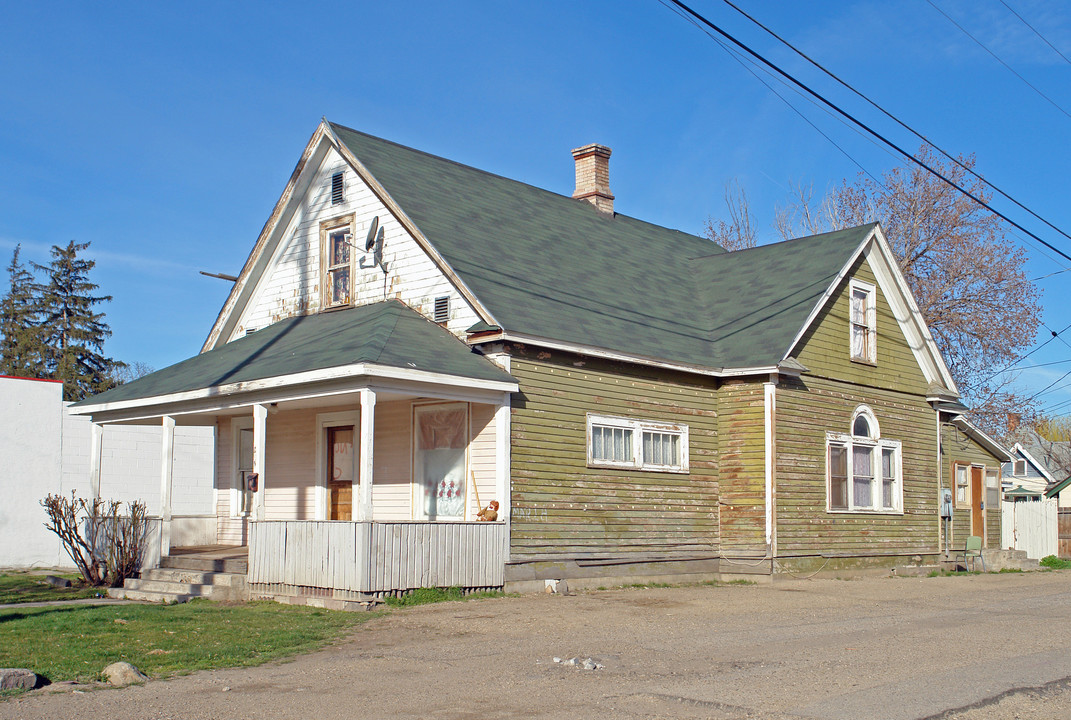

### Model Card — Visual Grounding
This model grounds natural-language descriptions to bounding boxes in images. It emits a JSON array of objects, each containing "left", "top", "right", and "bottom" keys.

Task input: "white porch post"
[
  {"left": 358, "top": 389, "right": 375, "bottom": 522},
  {"left": 159, "top": 415, "right": 175, "bottom": 557},
  {"left": 89, "top": 421, "right": 104, "bottom": 501},
  {"left": 252, "top": 403, "right": 268, "bottom": 522}
]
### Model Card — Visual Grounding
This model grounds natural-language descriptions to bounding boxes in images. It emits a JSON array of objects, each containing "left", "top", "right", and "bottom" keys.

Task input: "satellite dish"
[
  {"left": 373, "top": 227, "right": 387, "bottom": 272},
  {"left": 364, "top": 216, "right": 380, "bottom": 251}
]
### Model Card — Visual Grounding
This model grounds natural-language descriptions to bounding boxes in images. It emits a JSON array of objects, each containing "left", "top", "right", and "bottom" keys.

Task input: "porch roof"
[{"left": 72, "top": 300, "right": 516, "bottom": 412}]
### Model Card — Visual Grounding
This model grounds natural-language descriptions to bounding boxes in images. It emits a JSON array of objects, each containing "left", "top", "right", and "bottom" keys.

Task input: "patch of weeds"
[
  {"left": 1040, "top": 555, "right": 1071, "bottom": 570},
  {"left": 622, "top": 582, "right": 674, "bottom": 590},
  {"left": 383, "top": 587, "right": 504, "bottom": 607},
  {"left": 998, "top": 567, "right": 1024, "bottom": 573},
  {"left": 724, "top": 578, "right": 756, "bottom": 585}
]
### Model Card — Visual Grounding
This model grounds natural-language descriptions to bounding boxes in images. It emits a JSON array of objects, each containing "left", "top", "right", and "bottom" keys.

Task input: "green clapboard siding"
[
  {"left": 717, "top": 380, "right": 768, "bottom": 554},
  {"left": 774, "top": 375, "right": 939, "bottom": 556},
  {"left": 793, "top": 256, "right": 929, "bottom": 395},
  {"left": 508, "top": 350, "right": 719, "bottom": 561},
  {"left": 940, "top": 422, "right": 1003, "bottom": 549}
]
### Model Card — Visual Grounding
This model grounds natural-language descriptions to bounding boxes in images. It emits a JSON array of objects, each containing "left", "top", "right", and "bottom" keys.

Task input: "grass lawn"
[
  {"left": 0, "top": 600, "right": 375, "bottom": 685},
  {"left": 0, "top": 572, "right": 102, "bottom": 605}
]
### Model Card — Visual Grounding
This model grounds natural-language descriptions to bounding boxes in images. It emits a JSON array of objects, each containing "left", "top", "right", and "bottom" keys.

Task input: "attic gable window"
[
  {"left": 320, "top": 215, "right": 355, "bottom": 309},
  {"left": 433, "top": 296, "right": 450, "bottom": 324},
  {"left": 1013, "top": 459, "right": 1027, "bottom": 476},
  {"left": 849, "top": 279, "right": 876, "bottom": 363},
  {"left": 331, "top": 172, "right": 344, "bottom": 205}
]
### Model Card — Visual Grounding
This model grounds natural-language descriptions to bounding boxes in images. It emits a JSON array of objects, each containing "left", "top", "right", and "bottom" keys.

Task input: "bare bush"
[{"left": 42, "top": 491, "right": 149, "bottom": 587}]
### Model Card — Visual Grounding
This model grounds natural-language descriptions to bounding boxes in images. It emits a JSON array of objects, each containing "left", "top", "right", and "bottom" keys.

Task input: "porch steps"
[{"left": 109, "top": 556, "right": 249, "bottom": 604}]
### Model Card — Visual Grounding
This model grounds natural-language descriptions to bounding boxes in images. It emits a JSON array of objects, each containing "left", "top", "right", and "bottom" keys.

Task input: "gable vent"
[
  {"left": 331, "top": 172, "right": 344, "bottom": 205},
  {"left": 433, "top": 296, "right": 450, "bottom": 324}
]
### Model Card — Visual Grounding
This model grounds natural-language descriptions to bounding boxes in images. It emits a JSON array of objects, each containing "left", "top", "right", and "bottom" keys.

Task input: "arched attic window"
[{"left": 827, "top": 406, "right": 901, "bottom": 514}]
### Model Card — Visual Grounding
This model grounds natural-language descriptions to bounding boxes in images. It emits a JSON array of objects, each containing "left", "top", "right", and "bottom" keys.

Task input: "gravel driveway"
[{"left": 4, "top": 571, "right": 1070, "bottom": 719}]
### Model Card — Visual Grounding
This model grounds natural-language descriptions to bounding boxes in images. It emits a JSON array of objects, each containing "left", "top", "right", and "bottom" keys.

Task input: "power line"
[
  {"left": 997, "top": 0, "right": 1071, "bottom": 67},
  {"left": 927, "top": 0, "right": 1071, "bottom": 121},
  {"left": 663, "top": 0, "right": 1071, "bottom": 265},
  {"left": 718, "top": 0, "right": 1071, "bottom": 245}
]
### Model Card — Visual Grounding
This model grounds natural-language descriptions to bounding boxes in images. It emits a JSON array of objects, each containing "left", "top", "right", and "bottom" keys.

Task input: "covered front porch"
[{"left": 70, "top": 302, "right": 518, "bottom": 599}]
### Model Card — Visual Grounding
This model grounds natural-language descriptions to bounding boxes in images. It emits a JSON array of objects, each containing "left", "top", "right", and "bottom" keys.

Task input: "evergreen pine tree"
[
  {"left": 34, "top": 241, "right": 124, "bottom": 401},
  {"left": 0, "top": 245, "right": 46, "bottom": 377}
]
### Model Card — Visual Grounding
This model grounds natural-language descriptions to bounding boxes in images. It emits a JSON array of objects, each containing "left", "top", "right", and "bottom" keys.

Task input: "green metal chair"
[{"left": 958, "top": 535, "right": 985, "bottom": 572}]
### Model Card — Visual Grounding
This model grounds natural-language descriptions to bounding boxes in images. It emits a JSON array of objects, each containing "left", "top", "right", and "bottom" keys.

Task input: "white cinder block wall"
[{"left": 2, "top": 376, "right": 216, "bottom": 569}]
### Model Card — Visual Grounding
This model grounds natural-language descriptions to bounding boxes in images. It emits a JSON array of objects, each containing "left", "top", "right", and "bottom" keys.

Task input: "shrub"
[
  {"left": 1039, "top": 555, "right": 1071, "bottom": 569},
  {"left": 41, "top": 491, "right": 149, "bottom": 587}
]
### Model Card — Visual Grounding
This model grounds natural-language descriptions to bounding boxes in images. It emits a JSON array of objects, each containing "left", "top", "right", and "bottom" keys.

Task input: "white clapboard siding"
[
  {"left": 1002, "top": 499, "right": 1058, "bottom": 560},
  {"left": 262, "top": 408, "right": 318, "bottom": 521},
  {"left": 469, "top": 403, "right": 498, "bottom": 518},
  {"left": 232, "top": 146, "right": 480, "bottom": 342},
  {"left": 248, "top": 520, "right": 505, "bottom": 592},
  {"left": 372, "top": 399, "right": 413, "bottom": 521}
]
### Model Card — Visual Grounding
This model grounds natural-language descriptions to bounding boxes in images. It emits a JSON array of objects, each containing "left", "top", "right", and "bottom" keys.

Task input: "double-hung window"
[
  {"left": 320, "top": 215, "right": 355, "bottom": 309},
  {"left": 849, "top": 279, "right": 876, "bottom": 363},
  {"left": 827, "top": 407, "right": 901, "bottom": 512},
  {"left": 587, "top": 414, "right": 688, "bottom": 473}
]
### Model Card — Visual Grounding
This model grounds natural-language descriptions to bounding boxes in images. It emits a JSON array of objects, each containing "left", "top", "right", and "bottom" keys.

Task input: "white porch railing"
[{"left": 248, "top": 521, "right": 507, "bottom": 594}]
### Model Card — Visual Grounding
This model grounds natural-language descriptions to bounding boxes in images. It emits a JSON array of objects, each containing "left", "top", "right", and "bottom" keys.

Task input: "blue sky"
[{"left": 1, "top": 1, "right": 1069, "bottom": 416}]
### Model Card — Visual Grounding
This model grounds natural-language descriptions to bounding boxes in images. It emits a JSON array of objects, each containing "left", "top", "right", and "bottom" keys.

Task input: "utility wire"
[
  {"left": 720, "top": 0, "right": 1071, "bottom": 245},
  {"left": 927, "top": 0, "right": 1071, "bottom": 121},
  {"left": 998, "top": 0, "right": 1071, "bottom": 67},
  {"left": 664, "top": 0, "right": 1071, "bottom": 265}
]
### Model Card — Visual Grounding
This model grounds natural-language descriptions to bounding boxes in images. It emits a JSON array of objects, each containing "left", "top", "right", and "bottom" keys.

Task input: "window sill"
[
  {"left": 826, "top": 509, "right": 904, "bottom": 516},
  {"left": 849, "top": 357, "right": 878, "bottom": 367},
  {"left": 587, "top": 461, "right": 689, "bottom": 474}
]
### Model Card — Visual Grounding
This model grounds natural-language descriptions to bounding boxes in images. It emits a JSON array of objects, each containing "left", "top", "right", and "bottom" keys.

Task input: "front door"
[
  {"left": 327, "top": 426, "right": 355, "bottom": 521},
  {"left": 971, "top": 466, "right": 984, "bottom": 540}
]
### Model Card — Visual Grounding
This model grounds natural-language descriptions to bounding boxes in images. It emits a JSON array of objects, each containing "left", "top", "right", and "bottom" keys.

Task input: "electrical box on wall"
[{"left": 940, "top": 488, "right": 953, "bottom": 519}]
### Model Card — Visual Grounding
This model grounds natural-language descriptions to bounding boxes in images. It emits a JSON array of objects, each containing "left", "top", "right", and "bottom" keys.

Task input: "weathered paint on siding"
[
  {"left": 233, "top": 146, "right": 480, "bottom": 341},
  {"left": 940, "top": 422, "right": 1002, "bottom": 549},
  {"left": 717, "top": 380, "right": 767, "bottom": 555},
  {"left": 775, "top": 375, "right": 939, "bottom": 557},
  {"left": 509, "top": 348, "right": 719, "bottom": 561},
  {"left": 793, "top": 256, "right": 929, "bottom": 395}
]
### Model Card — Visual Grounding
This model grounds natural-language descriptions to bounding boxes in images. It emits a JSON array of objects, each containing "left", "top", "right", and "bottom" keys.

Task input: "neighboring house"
[
  {"left": 0, "top": 375, "right": 215, "bottom": 568},
  {"left": 1002, "top": 439, "right": 1070, "bottom": 559},
  {"left": 69, "top": 119, "right": 1007, "bottom": 597}
]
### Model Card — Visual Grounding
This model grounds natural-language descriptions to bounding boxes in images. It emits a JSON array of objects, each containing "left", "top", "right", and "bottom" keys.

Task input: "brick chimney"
[{"left": 571, "top": 143, "right": 614, "bottom": 214}]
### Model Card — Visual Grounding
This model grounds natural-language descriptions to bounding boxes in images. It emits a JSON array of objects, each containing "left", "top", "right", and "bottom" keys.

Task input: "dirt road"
[{"left": 4, "top": 571, "right": 1071, "bottom": 719}]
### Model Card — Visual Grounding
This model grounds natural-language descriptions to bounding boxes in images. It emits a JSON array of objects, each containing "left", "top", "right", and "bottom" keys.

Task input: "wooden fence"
[
  {"left": 1001, "top": 499, "right": 1057, "bottom": 560},
  {"left": 248, "top": 521, "right": 507, "bottom": 594}
]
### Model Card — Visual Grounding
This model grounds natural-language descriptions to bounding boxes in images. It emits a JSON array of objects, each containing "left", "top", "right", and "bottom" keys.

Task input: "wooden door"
[
  {"left": 971, "top": 466, "right": 984, "bottom": 539},
  {"left": 327, "top": 426, "right": 355, "bottom": 521},
  {"left": 1059, "top": 508, "right": 1071, "bottom": 558}
]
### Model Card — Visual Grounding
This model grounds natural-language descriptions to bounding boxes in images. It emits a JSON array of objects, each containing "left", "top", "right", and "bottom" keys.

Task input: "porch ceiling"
[{"left": 71, "top": 301, "right": 516, "bottom": 421}]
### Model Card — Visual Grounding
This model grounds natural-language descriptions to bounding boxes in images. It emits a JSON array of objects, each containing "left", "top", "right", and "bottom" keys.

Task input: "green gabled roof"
[
  {"left": 330, "top": 122, "right": 873, "bottom": 371},
  {"left": 1006, "top": 485, "right": 1042, "bottom": 499},
  {"left": 72, "top": 301, "right": 514, "bottom": 407}
]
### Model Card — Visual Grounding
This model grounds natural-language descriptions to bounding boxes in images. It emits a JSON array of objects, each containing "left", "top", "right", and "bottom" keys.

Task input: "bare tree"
[{"left": 703, "top": 180, "right": 757, "bottom": 251}]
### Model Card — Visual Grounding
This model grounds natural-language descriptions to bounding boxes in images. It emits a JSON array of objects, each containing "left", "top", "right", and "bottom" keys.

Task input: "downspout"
[
  {"left": 935, "top": 408, "right": 944, "bottom": 557},
  {"left": 764, "top": 375, "right": 777, "bottom": 562}
]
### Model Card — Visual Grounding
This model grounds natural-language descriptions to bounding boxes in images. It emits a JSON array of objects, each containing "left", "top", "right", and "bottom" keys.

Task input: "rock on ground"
[
  {"left": 101, "top": 662, "right": 146, "bottom": 687},
  {"left": 0, "top": 669, "right": 37, "bottom": 691}
]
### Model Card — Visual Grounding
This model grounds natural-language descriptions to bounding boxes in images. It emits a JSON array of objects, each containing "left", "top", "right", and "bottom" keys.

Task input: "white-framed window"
[
  {"left": 849, "top": 279, "right": 876, "bottom": 363},
  {"left": 587, "top": 414, "right": 689, "bottom": 473},
  {"left": 955, "top": 463, "right": 970, "bottom": 508},
  {"left": 827, "top": 406, "right": 901, "bottom": 513},
  {"left": 320, "top": 214, "right": 355, "bottom": 309},
  {"left": 413, "top": 402, "right": 469, "bottom": 520},
  {"left": 1013, "top": 459, "right": 1027, "bottom": 476}
]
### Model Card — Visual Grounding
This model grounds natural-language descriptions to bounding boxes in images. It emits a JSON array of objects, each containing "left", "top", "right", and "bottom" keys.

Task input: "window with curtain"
[{"left": 414, "top": 404, "right": 468, "bottom": 520}]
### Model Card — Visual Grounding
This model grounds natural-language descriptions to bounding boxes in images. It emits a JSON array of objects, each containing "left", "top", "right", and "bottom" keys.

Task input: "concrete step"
[
  {"left": 160, "top": 556, "right": 248, "bottom": 574},
  {"left": 107, "top": 587, "right": 192, "bottom": 604},
  {"left": 122, "top": 578, "right": 230, "bottom": 599},
  {"left": 141, "top": 568, "right": 246, "bottom": 587}
]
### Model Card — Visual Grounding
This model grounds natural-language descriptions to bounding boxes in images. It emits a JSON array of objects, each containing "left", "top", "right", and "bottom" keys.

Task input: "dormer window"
[
  {"left": 320, "top": 215, "right": 355, "bottom": 309},
  {"left": 849, "top": 279, "right": 876, "bottom": 363}
]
